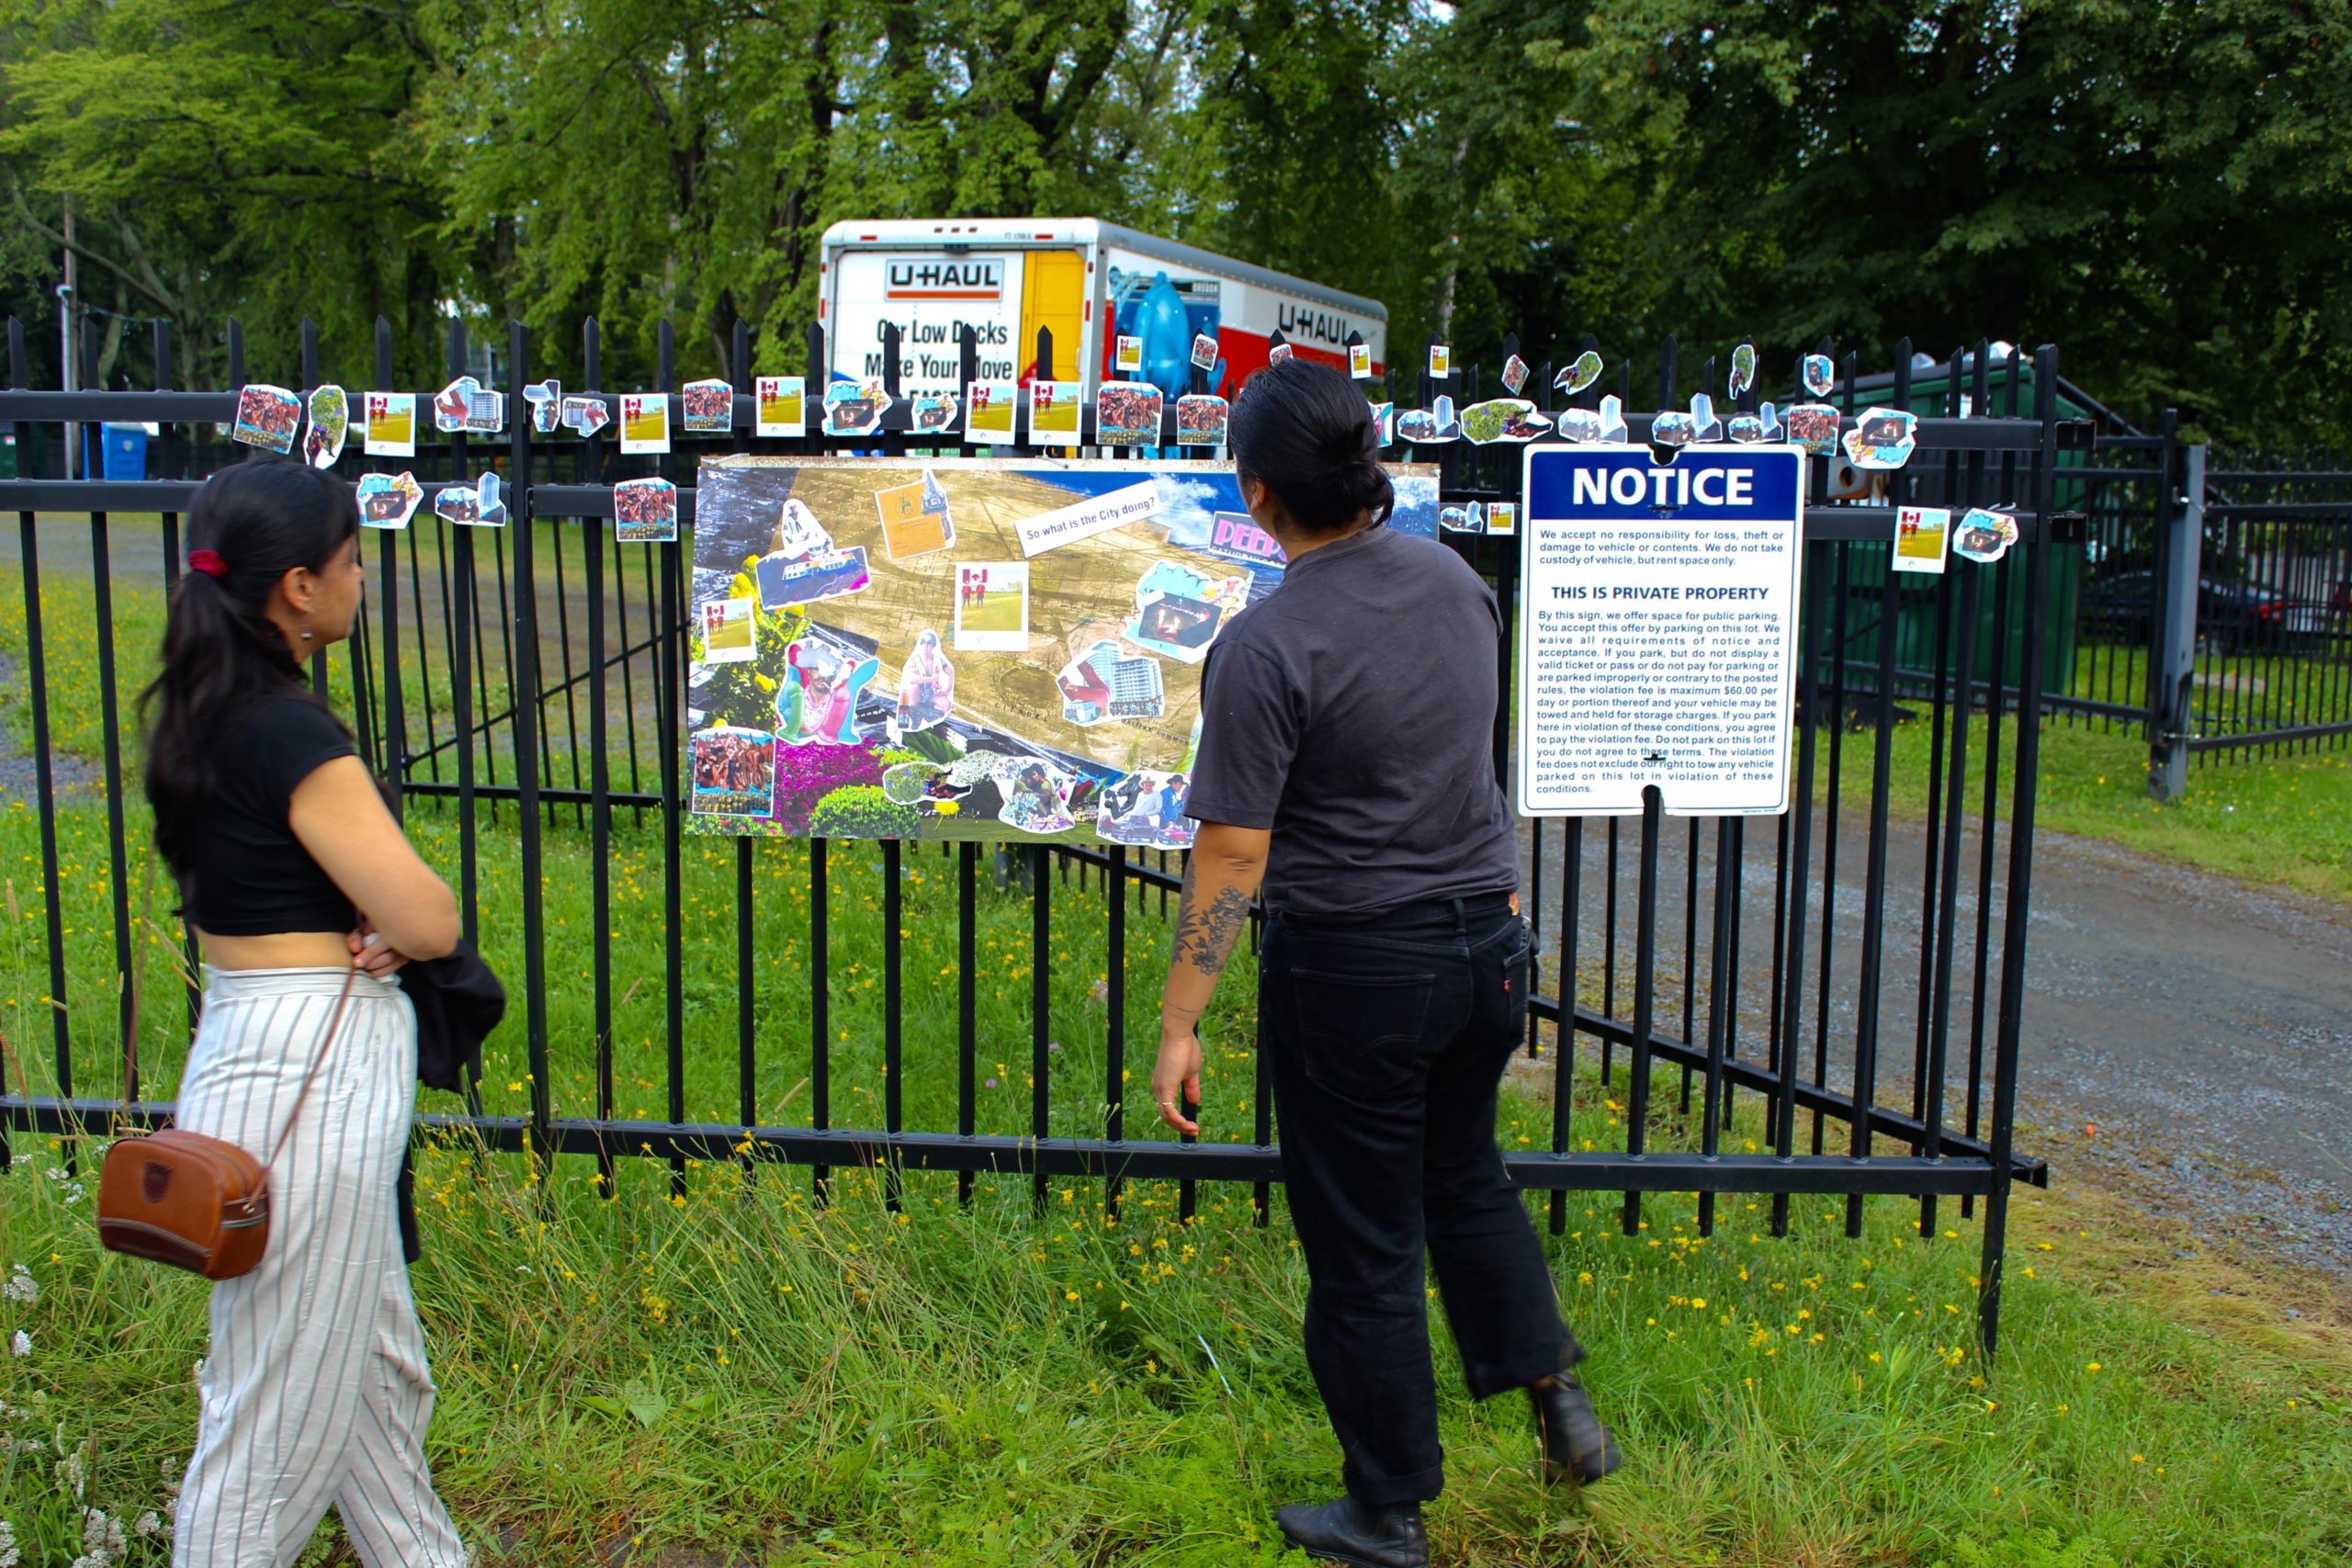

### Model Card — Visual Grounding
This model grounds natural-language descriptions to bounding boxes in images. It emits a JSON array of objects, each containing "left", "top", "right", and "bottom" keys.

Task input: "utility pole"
[{"left": 59, "top": 193, "right": 78, "bottom": 477}]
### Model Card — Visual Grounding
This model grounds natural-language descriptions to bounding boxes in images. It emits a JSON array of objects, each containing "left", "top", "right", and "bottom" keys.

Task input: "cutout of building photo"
[{"left": 1057, "top": 639, "right": 1164, "bottom": 725}]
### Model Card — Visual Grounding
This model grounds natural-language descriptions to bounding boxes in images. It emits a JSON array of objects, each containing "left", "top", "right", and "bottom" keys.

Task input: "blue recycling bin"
[{"left": 92, "top": 423, "right": 149, "bottom": 480}]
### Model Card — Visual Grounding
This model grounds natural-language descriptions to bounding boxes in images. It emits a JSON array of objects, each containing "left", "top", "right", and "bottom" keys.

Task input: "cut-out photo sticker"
[
  {"left": 474, "top": 471, "right": 510, "bottom": 526},
  {"left": 613, "top": 476, "right": 680, "bottom": 543},
  {"left": 775, "top": 639, "right": 878, "bottom": 748},
  {"left": 1176, "top": 393, "right": 1229, "bottom": 446},
  {"left": 700, "top": 597, "right": 758, "bottom": 664},
  {"left": 964, "top": 379, "right": 1019, "bottom": 445},
  {"left": 304, "top": 385, "right": 348, "bottom": 468},
  {"left": 1554, "top": 351, "right": 1604, "bottom": 396},
  {"left": 1728, "top": 414, "right": 1764, "bottom": 443},
  {"left": 1803, "top": 354, "right": 1837, "bottom": 399},
  {"left": 433, "top": 474, "right": 503, "bottom": 526},
  {"left": 821, "top": 378, "right": 891, "bottom": 437},
  {"left": 1428, "top": 344, "right": 1452, "bottom": 378},
  {"left": 895, "top": 627, "right": 956, "bottom": 734},
  {"left": 1057, "top": 637, "right": 1165, "bottom": 727},
  {"left": 1501, "top": 355, "right": 1531, "bottom": 395},
  {"left": 1189, "top": 510, "right": 1286, "bottom": 570},
  {"left": 1951, "top": 506, "right": 2019, "bottom": 564},
  {"left": 1560, "top": 408, "right": 1603, "bottom": 444},
  {"left": 910, "top": 392, "right": 959, "bottom": 435},
  {"left": 1440, "top": 501, "right": 1487, "bottom": 535},
  {"left": 1485, "top": 501, "right": 1517, "bottom": 536},
  {"left": 688, "top": 725, "right": 776, "bottom": 818},
  {"left": 232, "top": 385, "right": 300, "bottom": 453},
  {"left": 682, "top": 378, "right": 735, "bottom": 434},
  {"left": 560, "top": 396, "right": 612, "bottom": 438},
  {"left": 356, "top": 471, "right": 424, "bottom": 530},
  {"left": 992, "top": 754, "right": 1080, "bottom": 836},
  {"left": 954, "top": 562, "right": 1030, "bottom": 652},
  {"left": 1097, "top": 768, "right": 1193, "bottom": 849},
  {"left": 1096, "top": 382, "right": 1164, "bottom": 446},
  {"left": 1396, "top": 394, "right": 1459, "bottom": 444},
  {"left": 433, "top": 376, "right": 505, "bottom": 434},
  {"left": 362, "top": 391, "right": 416, "bottom": 457},
  {"left": 1029, "top": 380, "right": 1083, "bottom": 443},
  {"left": 754, "top": 546, "right": 870, "bottom": 611},
  {"left": 1597, "top": 394, "right": 1628, "bottom": 443},
  {"left": 1191, "top": 333, "right": 1220, "bottom": 371},
  {"left": 1688, "top": 392, "right": 1724, "bottom": 443},
  {"left": 882, "top": 760, "right": 974, "bottom": 818},
  {"left": 1728, "top": 343, "right": 1757, "bottom": 401},
  {"left": 1365, "top": 400, "right": 1396, "bottom": 445},
  {"left": 1348, "top": 342, "right": 1373, "bottom": 379},
  {"left": 619, "top": 392, "right": 672, "bottom": 454},
  {"left": 523, "top": 378, "right": 563, "bottom": 434},
  {"left": 773, "top": 496, "right": 833, "bottom": 561},
  {"left": 1785, "top": 402, "right": 1840, "bottom": 455},
  {"left": 1758, "top": 401, "right": 1783, "bottom": 441},
  {"left": 755, "top": 376, "right": 806, "bottom": 437},
  {"left": 1651, "top": 411, "right": 1695, "bottom": 447},
  {"left": 1114, "top": 335, "right": 1144, "bottom": 375},
  {"left": 1125, "top": 560, "right": 1238, "bottom": 662},
  {"left": 876, "top": 468, "right": 955, "bottom": 560},
  {"left": 1268, "top": 341, "right": 1295, "bottom": 366},
  {"left": 1893, "top": 505, "right": 1951, "bottom": 575},
  {"left": 1843, "top": 407, "right": 1917, "bottom": 469},
  {"left": 1460, "top": 398, "right": 1551, "bottom": 445}
]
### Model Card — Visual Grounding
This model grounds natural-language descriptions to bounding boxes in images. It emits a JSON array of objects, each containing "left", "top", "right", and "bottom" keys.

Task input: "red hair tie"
[{"left": 188, "top": 549, "right": 229, "bottom": 580}]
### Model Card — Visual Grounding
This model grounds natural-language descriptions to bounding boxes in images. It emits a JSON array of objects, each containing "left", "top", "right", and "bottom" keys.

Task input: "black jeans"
[{"left": 1261, "top": 892, "right": 1580, "bottom": 1506}]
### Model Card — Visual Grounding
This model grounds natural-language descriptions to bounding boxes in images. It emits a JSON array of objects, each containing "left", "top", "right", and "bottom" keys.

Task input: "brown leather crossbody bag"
[{"left": 96, "top": 964, "right": 357, "bottom": 1280}]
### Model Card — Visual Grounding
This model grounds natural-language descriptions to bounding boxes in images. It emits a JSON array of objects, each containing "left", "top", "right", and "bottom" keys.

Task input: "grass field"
[{"left": 4, "top": 552, "right": 2351, "bottom": 1562}]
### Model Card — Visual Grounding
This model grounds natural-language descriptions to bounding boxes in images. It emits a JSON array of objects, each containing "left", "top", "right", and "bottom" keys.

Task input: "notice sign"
[{"left": 1516, "top": 444, "right": 1806, "bottom": 817}]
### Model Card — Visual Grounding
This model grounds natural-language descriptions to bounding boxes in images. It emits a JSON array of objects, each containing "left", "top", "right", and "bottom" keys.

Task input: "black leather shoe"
[
  {"left": 1273, "top": 1495, "right": 1430, "bottom": 1568},
  {"left": 1531, "top": 1371, "right": 1623, "bottom": 1484}
]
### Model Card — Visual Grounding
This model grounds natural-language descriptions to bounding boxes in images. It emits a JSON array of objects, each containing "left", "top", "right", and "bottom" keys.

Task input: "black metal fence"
[
  {"left": 2063, "top": 402, "right": 2352, "bottom": 784},
  {"left": 2, "top": 314, "right": 2064, "bottom": 1349}
]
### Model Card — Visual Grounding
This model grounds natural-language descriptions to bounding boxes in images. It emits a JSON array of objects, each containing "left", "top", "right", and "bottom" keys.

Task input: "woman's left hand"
[
  {"left": 1150, "top": 1028, "right": 1203, "bottom": 1135},
  {"left": 347, "top": 917, "right": 412, "bottom": 978}
]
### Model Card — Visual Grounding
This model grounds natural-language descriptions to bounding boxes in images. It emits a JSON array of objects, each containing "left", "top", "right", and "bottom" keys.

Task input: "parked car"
[{"left": 2077, "top": 570, "right": 2326, "bottom": 652}]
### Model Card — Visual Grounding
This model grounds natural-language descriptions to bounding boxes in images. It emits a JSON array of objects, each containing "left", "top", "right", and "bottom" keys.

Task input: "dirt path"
[{"left": 1514, "top": 807, "right": 2352, "bottom": 1274}]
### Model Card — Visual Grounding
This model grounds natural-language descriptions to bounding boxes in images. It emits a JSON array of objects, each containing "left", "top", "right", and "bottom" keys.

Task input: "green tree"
[{"left": 2, "top": 0, "right": 469, "bottom": 389}]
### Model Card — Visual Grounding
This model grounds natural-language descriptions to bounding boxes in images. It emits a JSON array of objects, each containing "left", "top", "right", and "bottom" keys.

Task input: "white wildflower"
[
  {"left": 69, "top": 1506, "right": 127, "bottom": 1567},
  {"left": 134, "top": 1512, "right": 163, "bottom": 1537},
  {"left": 3, "top": 1265, "right": 33, "bottom": 1304},
  {"left": 57, "top": 1449, "right": 85, "bottom": 1498},
  {"left": 0, "top": 1517, "right": 18, "bottom": 1568},
  {"left": 8, "top": 1331, "right": 27, "bottom": 1358}
]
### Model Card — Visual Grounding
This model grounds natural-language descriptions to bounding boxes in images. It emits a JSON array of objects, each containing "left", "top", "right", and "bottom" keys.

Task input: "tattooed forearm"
[
  {"left": 1170, "top": 858, "right": 1253, "bottom": 981},
  {"left": 1159, "top": 825, "right": 1270, "bottom": 1038}
]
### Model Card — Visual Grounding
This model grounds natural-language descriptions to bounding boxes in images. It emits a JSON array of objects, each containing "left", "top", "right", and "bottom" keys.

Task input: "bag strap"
[{"left": 261, "top": 963, "right": 360, "bottom": 1179}]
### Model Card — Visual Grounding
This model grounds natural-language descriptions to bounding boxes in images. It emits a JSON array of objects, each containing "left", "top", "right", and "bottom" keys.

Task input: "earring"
[{"left": 300, "top": 621, "right": 313, "bottom": 643}]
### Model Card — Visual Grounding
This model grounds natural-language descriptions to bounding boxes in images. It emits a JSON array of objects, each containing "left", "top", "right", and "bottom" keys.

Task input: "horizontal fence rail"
[{"left": 2, "top": 315, "right": 2064, "bottom": 1348}]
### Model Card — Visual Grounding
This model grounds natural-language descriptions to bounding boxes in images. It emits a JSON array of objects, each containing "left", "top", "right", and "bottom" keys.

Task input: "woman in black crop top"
[{"left": 140, "top": 462, "right": 468, "bottom": 1566}]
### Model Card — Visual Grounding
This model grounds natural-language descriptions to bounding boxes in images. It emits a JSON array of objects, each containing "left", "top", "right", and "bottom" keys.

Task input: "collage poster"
[{"left": 686, "top": 457, "right": 1442, "bottom": 846}]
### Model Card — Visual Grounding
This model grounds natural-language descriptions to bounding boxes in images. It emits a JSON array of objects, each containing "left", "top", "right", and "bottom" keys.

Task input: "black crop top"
[{"left": 181, "top": 693, "right": 360, "bottom": 936}]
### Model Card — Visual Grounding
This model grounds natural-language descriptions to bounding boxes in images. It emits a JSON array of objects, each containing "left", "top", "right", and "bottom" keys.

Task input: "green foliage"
[
  {"left": 1936, "top": 1528, "right": 2123, "bottom": 1568},
  {"left": 805, "top": 782, "right": 921, "bottom": 840},
  {"left": 4, "top": 1, "right": 2347, "bottom": 436}
]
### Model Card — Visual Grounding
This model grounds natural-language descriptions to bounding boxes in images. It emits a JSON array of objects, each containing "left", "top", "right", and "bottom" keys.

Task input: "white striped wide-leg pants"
[{"left": 171, "top": 965, "right": 467, "bottom": 1567}]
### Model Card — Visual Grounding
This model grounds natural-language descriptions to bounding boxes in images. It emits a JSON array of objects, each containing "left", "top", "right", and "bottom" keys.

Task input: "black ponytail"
[
  {"left": 1227, "top": 356, "right": 1394, "bottom": 534},
  {"left": 139, "top": 462, "right": 358, "bottom": 876}
]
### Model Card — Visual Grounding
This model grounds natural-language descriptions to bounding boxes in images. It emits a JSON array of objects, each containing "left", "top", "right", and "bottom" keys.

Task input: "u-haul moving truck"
[{"left": 819, "top": 218, "right": 1387, "bottom": 401}]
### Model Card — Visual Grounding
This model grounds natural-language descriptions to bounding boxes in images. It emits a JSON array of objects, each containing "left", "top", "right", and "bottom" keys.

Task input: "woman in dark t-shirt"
[
  {"left": 1152, "top": 359, "right": 1621, "bottom": 1568},
  {"left": 140, "top": 462, "right": 467, "bottom": 1565}
]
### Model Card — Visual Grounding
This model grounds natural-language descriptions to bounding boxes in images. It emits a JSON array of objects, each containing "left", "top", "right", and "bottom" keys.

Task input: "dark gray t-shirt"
[{"left": 1185, "top": 524, "right": 1519, "bottom": 917}]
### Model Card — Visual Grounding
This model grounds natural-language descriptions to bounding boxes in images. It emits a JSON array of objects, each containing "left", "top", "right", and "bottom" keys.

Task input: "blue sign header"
[{"left": 1526, "top": 446, "right": 1802, "bottom": 524}]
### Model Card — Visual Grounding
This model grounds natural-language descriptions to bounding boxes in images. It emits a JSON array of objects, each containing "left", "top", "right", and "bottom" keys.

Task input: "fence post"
[{"left": 2148, "top": 439, "right": 2204, "bottom": 803}]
